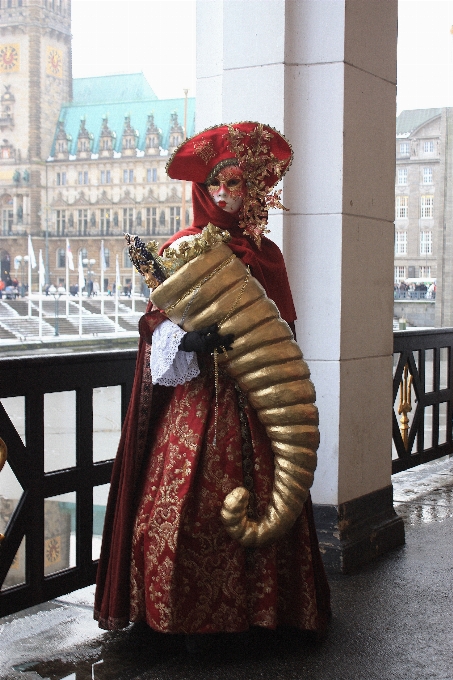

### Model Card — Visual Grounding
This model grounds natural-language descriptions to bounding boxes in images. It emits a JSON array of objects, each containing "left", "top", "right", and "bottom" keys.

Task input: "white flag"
[
  {"left": 28, "top": 235, "right": 37, "bottom": 269},
  {"left": 66, "top": 239, "right": 74, "bottom": 270},
  {"left": 78, "top": 251, "right": 85, "bottom": 291},
  {"left": 100, "top": 240, "right": 107, "bottom": 270},
  {"left": 38, "top": 250, "right": 46, "bottom": 288}
]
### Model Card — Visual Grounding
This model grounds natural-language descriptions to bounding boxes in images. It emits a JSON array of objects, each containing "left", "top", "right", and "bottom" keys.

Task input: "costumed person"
[{"left": 94, "top": 122, "right": 331, "bottom": 645}]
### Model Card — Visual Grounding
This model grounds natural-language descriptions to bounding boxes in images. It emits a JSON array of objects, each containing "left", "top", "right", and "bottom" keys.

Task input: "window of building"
[
  {"left": 56, "top": 209, "right": 66, "bottom": 236},
  {"left": 123, "top": 207, "right": 134, "bottom": 230},
  {"left": 423, "top": 140, "right": 434, "bottom": 153},
  {"left": 420, "top": 230, "right": 433, "bottom": 255},
  {"left": 420, "top": 195, "right": 434, "bottom": 218},
  {"left": 124, "top": 248, "right": 133, "bottom": 268},
  {"left": 396, "top": 195, "right": 408, "bottom": 219},
  {"left": 399, "top": 142, "right": 410, "bottom": 155},
  {"left": 79, "top": 248, "right": 88, "bottom": 262},
  {"left": 103, "top": 247, "right": 110, "bottom": 268},
  {"left": 146, "top": 207, "right": 157, "bottom": 234},
  {"left": 78, "top": 209, "right": 88, "bottom": 235},
  {"left": 57, "top": 248, "right": 65, "bottom": 268},
  {"left": 170, "top": 206, "right": 181, "bottom": 232},
  {"left": 123, "top": 169, "right": 134, "bottom": 183},
  {"left": 147, "top": 168, "right": 158, "bottom": 182},
  {"left": 103, "top": 138, "right": 110, "bottom": 150},
  {"left": 423, "top": 167, "right": 433, "bottom": 184},
  {"left": 1, "top": 147, "right": 11, "bottom": 159},
  {"left": 2, "top": 208, "right": 13, "bottom": 235},
  {"left": 78, "top": 171, "right": 89, "bottom": 185},
  {"left": 56, "top": 172, "right": 67, "bottom": 186},
  {"left": 394, "top": 266, "right": 406, "bottom": 282},
  {"left": 419, "top": 265, "right": 431, "bottom": 278},
  {"left": 100, "top": 170, "right": 111, "bottom": 184},
  {"left": 100, "top": 208, "right": 111, "bottom": 235},
  {"left": 395, "top": 231, "right": 407, "bottom": 255},
  {"left": 397, "top": 168, "right": 407, "bottom": 185}
]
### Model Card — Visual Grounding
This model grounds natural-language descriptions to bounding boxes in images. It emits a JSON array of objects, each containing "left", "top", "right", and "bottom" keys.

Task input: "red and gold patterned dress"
[{"left": 94, "top": 185, "right": 330, "bottom": 635}]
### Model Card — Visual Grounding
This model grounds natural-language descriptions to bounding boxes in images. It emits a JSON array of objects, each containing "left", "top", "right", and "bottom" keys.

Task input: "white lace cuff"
[{"left": 150, "top": 319, "right": 200, "bottom": 386}]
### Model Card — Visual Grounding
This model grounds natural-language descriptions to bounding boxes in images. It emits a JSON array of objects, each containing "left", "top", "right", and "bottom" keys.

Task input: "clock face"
[
  {"left": 0, "top": 44, "right": 19, "bottom": 72},
  {"left": 46, "top": 47, "right": 63, "bottom": 77}
]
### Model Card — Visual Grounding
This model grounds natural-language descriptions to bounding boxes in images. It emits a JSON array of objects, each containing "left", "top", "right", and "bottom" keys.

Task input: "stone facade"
[
  {"left": 0, "top": 0, "right": 193, "bottom": 293},
  {"left": 395, "top": 109, "right": 441, "bottom": 283}
]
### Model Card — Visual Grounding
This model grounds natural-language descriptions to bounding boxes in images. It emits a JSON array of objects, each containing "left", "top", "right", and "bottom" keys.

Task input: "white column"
[{"left": 196, "top": 0, "right": 403, "bottom": 571}]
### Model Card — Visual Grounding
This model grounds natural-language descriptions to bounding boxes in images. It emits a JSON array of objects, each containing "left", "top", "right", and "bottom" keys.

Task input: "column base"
[{"left": 313, "top": 485, "right": 405, "bottom": 573}]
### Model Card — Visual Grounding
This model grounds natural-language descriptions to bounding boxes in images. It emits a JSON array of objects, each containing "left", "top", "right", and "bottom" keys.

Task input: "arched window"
[{"left": 79, "top": 248, "right": 88, "bottom": 262}]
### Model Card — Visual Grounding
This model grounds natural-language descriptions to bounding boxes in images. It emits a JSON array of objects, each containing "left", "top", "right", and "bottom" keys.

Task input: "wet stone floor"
[{"left": 1, "top": 456, "right": 453, "bottom": 680}]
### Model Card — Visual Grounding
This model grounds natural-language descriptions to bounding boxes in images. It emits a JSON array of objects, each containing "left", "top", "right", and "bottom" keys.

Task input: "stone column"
[{"left": 197, "top": 0, "right": 404, "bottom": 571}]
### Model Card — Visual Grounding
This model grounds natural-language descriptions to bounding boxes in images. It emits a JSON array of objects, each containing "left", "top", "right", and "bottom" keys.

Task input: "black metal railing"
[
  {"left": 2, "top": 328, "right": 453, "bottom": 616},
  {"left": 393, "top": 328, "right": 453, "bottom": 473},
  {"left": 0, "top": 349, "right": 136, "bottom": 617}
]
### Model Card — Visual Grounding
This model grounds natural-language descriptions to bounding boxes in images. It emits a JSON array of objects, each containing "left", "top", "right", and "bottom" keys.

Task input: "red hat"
[{"left": 166, "top": 121, "right": 293, "bottom": 189}]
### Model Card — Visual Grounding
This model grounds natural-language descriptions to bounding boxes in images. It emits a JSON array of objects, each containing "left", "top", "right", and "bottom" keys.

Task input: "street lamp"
[
  {"left": 14, "top": 255, "right": 29, "bottom": 297},
  {"left": 82, "top": 258, "right": 96, "bottom": 296},
  {"left": 48, "top": 284, "right": 65, "bottom": 336}
]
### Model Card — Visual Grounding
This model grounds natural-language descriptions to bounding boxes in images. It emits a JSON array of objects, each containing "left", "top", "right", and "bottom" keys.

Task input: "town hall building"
[{"left": 0, "top": 0, "right": 195, "bottom": 292}]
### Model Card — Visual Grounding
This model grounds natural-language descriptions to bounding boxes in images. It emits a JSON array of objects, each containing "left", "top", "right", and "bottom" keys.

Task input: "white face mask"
[{"left": 206, "top": 166, "right": 245, "bottom": 213}]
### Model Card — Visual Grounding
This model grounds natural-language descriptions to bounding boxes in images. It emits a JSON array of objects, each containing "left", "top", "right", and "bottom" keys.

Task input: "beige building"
[
  {"left": 394, "top": 108, "right": 441, "bottom": 286},
  {"left": 0, "top": 0, "right": 194, "bottom": 293}
]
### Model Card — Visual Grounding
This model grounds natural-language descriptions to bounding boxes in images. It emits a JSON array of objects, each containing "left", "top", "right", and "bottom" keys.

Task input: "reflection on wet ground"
[
  {"left": 393, "top": 454, "right": 453, "bottom": 526},
  {"left": 1, "top": 455, "right": 452, "bottom": 680}
]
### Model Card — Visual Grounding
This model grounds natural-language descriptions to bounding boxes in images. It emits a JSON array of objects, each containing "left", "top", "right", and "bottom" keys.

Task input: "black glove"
[{"left": 179, "top": 324, "right": 234, "bottom": 354}]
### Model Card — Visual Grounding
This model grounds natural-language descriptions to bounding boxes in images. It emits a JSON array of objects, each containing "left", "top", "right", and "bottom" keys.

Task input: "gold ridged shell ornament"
[{"left": 149, "top": 227, "right": 319, "bottom": 548}]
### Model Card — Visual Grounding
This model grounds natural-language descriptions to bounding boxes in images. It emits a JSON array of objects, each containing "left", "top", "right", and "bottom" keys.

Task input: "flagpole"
[
  {"left": 100, "top": 240, "right": 105, "bottom": 316},
  {"left": 115, "top": 254, "right": 119, "bottom": 335},
  {"left": 38, "top": 250, "right": 44, "bottom": 340},
  {"left": 131, "top": 263, "right": 135, "bottom": 313},
  {"left": 27, "top": 255, "right": 32, "bottom": 318},
  {"left": 27, "top": 235, "right": 36, "bottom": 318},
  {"left": 65, "top": 241, "right": 69, "bottom": 318},
  {"left": 78, "top": 252, "right": 83, "bottom": 337}
]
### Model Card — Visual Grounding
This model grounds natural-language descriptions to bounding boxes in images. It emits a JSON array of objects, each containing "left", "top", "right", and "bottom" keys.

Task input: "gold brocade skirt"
[{"left": 129, "top": 362, "right": 329, "bottom": 635}]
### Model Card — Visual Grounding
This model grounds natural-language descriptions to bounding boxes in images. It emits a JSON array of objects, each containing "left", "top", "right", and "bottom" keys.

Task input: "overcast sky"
[
  {"left": 72, "top": 0, "right": 453, "bottom": 113},
  {"left": 397, "top": 0, "right": 453, "bottom": 113},
  {"left": 71, "top": 0, "right": 196, "bottom": 100}
]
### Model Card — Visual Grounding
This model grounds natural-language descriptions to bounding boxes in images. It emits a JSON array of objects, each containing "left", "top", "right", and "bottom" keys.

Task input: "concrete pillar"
[{"left": 197, "top": 0, "right": 404, "bottom": 571}]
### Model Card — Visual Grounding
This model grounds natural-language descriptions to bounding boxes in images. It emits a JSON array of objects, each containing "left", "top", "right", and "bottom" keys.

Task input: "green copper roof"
[
  {"left": 51, "top": 74, "right": 195, "bottom": 156},
  {"left": 396, "top": 108, "right": 442, "bottom": 137},
  {"left": 72, "top": 73, "right": 158, "bottom": 105}
]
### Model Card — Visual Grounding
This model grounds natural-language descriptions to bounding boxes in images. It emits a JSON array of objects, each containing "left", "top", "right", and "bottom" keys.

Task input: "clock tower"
[{"left": 0, "top": 0, "right": 72, "bottom": 237}]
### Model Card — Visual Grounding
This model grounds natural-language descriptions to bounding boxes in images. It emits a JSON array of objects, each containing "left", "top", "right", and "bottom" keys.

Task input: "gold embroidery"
[
  {"left": 130, "top": 366, "right": 323, "bottom": 633},
  {"left": 193, "top": 138, "right": 216, "bottom": 164}
]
